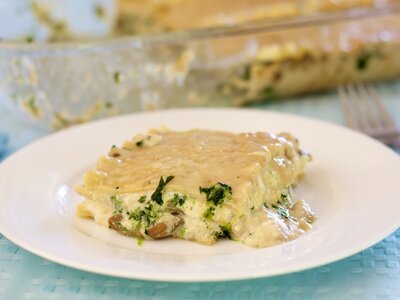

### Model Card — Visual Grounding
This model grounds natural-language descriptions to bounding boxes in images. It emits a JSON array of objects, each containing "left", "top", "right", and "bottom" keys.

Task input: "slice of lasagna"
[{"left": 76, "top": 128, "right": 316, "bottom": 248}]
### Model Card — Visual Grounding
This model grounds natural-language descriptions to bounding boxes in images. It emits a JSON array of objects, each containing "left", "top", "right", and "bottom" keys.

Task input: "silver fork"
[{"left": 338, "top": 82, "right": 400, "bottom": 148}]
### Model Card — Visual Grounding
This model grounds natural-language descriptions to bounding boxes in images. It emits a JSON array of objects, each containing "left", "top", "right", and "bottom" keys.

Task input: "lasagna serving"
[{"left": 76, "top": 128, "right": 316, "bottom": 248}]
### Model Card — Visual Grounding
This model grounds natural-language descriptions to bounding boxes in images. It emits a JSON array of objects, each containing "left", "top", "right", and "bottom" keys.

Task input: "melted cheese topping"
[{"left": 76, "top": 128, "right": 316, "bottom": 248}]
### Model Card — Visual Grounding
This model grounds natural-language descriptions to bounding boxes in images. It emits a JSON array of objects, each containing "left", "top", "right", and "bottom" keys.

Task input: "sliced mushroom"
[
  {"left": 146, "top": 222, "right": 168, "bottom": 239},
  {"left": 108, "top": 214, "right": 142, "bottom": 238},
  {"left": 146, "top": 213, "right": 184, "bottom": 239}
]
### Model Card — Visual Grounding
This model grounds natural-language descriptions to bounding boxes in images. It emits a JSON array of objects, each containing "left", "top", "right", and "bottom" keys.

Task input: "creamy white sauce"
[{"left": 76, "top": 128, "right": 316, "bottom": 248}]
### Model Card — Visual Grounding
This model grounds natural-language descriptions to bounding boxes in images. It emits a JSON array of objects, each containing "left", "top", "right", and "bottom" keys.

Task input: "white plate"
[{"left": 0, "top": 108, "right": 399, "bottom": 282}]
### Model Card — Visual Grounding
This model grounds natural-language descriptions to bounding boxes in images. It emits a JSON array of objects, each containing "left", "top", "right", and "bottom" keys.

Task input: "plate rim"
[{"left": 0, "top": 107, "right": 399, "bottom": 282}]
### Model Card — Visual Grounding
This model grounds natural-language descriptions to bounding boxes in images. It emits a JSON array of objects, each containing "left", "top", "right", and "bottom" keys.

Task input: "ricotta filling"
[{"left": 76, "top": 128, "right": 316, "bottom": 248}]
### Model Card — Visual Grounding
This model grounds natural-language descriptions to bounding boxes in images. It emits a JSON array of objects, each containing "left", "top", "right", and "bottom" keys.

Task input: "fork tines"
[{"left": 338, "top": 82, "right": 400, "bottom": 148}]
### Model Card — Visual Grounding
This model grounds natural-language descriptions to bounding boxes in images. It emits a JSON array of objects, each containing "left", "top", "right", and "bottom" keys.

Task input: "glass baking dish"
[{"left": 1, "top": 2, "right": 400, "bottom": 129}]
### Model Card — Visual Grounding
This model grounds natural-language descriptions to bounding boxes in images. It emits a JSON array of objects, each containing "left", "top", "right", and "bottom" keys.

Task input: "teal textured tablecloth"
[{"left": 0, "top": 82, "right": 399, "bottom": 300}]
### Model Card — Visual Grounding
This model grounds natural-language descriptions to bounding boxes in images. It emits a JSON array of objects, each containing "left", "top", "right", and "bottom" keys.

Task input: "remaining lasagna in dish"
[{"left": 76, "top": 128, "right": 316, "bottom": 248}]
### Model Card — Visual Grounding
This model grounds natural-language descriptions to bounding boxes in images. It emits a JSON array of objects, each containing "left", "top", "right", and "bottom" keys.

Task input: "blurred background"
[
  {"left": 0, "top": 0, "right": 399, "bottom": 130},
  {"left": 1, "top": 2, "right": 400, "bottom": 299}
]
